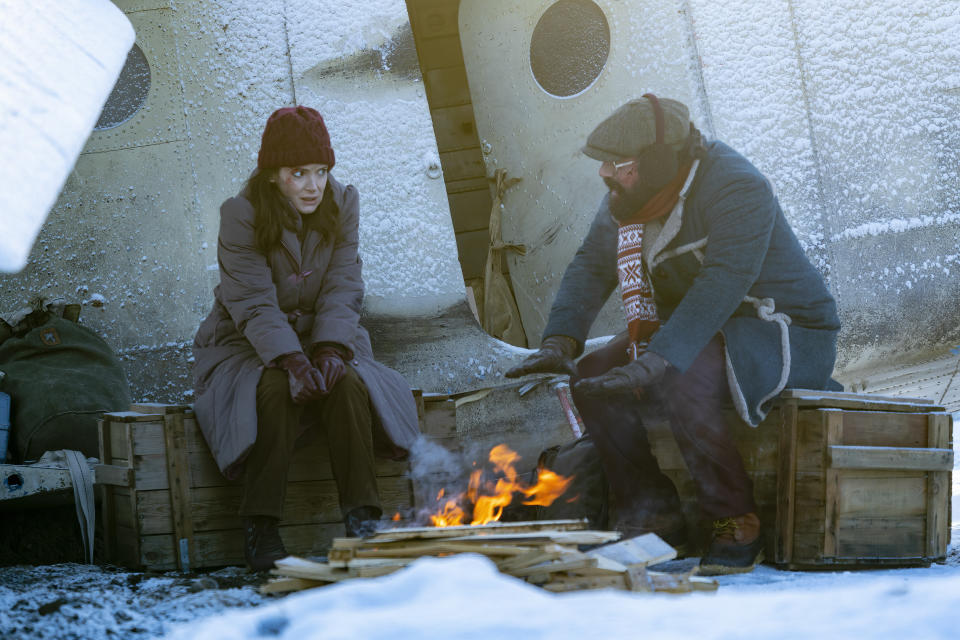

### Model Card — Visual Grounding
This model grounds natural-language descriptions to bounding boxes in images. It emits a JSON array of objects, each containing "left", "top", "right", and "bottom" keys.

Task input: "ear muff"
[{"left": 637, "top": 93, "right": 680, "bottom": 187}]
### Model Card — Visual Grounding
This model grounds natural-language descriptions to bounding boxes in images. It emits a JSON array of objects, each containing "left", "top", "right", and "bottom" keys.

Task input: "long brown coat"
[{"left": 192, "top": 176, "right": 420, "bottom": 475}]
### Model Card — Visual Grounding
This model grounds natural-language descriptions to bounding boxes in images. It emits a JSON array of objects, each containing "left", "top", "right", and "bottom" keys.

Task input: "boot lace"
[{"left": 711, "top": 517, "right": 739, "bottom": 543}]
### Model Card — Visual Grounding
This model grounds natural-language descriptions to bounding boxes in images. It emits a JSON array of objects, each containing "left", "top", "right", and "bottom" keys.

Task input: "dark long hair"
[{"left": 244, "top": 168, "right": 340, "bottom": 255}]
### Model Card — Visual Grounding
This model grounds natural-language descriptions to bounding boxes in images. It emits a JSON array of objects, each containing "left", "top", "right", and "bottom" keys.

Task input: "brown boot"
[{"left": 698, "top": 512, "right": 764, "bottom": 575}]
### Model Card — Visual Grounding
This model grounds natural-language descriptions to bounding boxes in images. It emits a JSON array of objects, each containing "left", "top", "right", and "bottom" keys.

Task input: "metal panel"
[{"left": 85, "top": 8, "right": 186, "bottom": 153}]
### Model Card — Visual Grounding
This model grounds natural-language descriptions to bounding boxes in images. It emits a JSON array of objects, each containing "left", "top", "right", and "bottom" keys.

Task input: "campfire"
[
  {"left": 260, "top": 442, "right": 716, "bottom": 596},
  {"left": 428, "top": 444, "right": 574, "bottom": 527}
]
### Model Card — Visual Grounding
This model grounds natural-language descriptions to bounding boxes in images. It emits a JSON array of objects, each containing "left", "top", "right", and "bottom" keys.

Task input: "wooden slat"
[
  {"left": 828, "top": 445, "right": 954, "bottom": 471},
  {"left": 454, "top": 228, "right": 488, "bottom": 280},
  {"left": 926, "top": 412, "right": 952, "bottom": 558},
  {"left": 775, "top": 399, "right": 799, "bottom": 564},
  {"left": 136, "top": 476, "right": 413, "bottom": 536},
  {"left": 836, "top": 516, "right": 926, "bottom": 558},
  {"left": 822, "top": 409, "right": 843, "bottom": 558},
  {"left": 366, "top": 519, "right": 588, "bottom": 543},
  {"left": 98, "top": 419, "right": 117, "bottom": 562},
  {"left": 838, "top": 411, "right": 929, "bottom": 447},
  {"left": 93, "top": 464, "right": 133, "bottom": 487},
  {"left": 780, "top": 388, "right": 936, "bottom": 406},
  {"left": 123, "top": 422, "right": 141, "bottom": 566},
  {"left": 836, "top": 472, "right": 927, "bottom": 517},
  {"left": 783, "top": 391, "right": 942, "bottom": 413},
  {"left": 163, "top": 412, "right": 195, "bottom": 571},
  {"left": 422, "top": 397, "right": 457, "bottom": 438},
  {"left": 138, "top": 522, "right": 346, "bottom": 571}
]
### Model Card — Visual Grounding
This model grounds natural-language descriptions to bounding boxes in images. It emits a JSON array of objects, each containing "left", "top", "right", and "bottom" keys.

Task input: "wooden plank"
[
  {"left": 835, "top": 516, "right": 926, "bottom": 558},
  {"left": 130, "top": 403, "right": 189, "bottom": 414},
  {"left": 788, "top": 395, "right": 943, "bottom": 413},
  {"left": 355, "top": 541, "right": 533, "bottom": 560},
  {"left": 585, "top": 532, "right": 676, "bottom": 567},
  {"left": 260, "top": 577, "right": 326, "bottom": 595},
  {"left": 780, "top": 388, "right": 936, "bottom": 406},
  {"left": 365, "top": 519, "right": 588, "bottom": 543},
  {"left": 838, "top": 411, "right": 929, "bottom": 447},
  {"left": 496, "top": 544, "right": 579, "bottom": 573},
  {"left": 163, "top": 412, "right": 195, "bottom": 572},
  {"left": 93, "top": 464, "right": 133, "bottom": 487},
  {"left": 102, "top": 410, "right": 168, "bottom": 423},
  {"left": 444, "top": 530, "right": 619, "bottom": 545},
  {"left": 836, "top": 473, "right": 927, "bottom": 517},
  {"left": 828, "top": 445, "right": 954, "bottom": 471},
  {"left": 137, "top": 522, "right": 345, "bottom": 570},
  {"left": 136, "top": 476, "right": 413, "bottom": 536},
  {"left": 510, "top": 555, "right": 597, "bottom": 578},
  {"left": 123, "top": 421, "right": 142, "bottom": 567},
  {"left": 775, "top": 398, "right": 799, "bottom": 564},
  {"left": 542, "top": 574, "right": 627, "bottom": 592},
  {"left": 823, "top": 409, "right": 843, "bottom": 558},
  {"left": 99, "top": 418, "right": 117, "bottom": 563},
  {"left": 422, "top": 397, "right": 457, "bottom": 438},
  {"left": 926, "top": 412, "right": 952, "bottom": 558}
]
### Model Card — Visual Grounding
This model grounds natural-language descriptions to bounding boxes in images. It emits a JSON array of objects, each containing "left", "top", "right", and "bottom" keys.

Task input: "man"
[{"left": 506, "top": 95, "right": 840, "bottom": 575}]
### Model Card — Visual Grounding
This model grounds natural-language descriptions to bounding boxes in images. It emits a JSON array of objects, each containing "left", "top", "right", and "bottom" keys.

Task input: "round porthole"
[
  {"left": 95, "top": 44, "right": 151, "bottom": 130},
  {"left": 530, "top": 0, "right": 610, "bottom": 97}
]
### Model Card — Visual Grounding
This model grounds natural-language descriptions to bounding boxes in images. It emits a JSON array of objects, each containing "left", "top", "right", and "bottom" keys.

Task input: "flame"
[
  {"left": 391, "top": 512, "right": 401, "bottom": 521},
  {"left": 427, "top": 444, "right": 574, "bottom": 527}
]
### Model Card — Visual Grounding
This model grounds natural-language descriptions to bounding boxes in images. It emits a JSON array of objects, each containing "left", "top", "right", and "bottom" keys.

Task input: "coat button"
[{"left": 352, "top": 359, "right": 359, "bottom": 366}]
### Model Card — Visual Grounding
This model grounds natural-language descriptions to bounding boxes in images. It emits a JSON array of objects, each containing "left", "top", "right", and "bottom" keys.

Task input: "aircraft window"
[
  {"left": 530, "top": 0, "right": 610, "bottom": 97},
  {"left": 95, "top": 44, "right": 151, "bottom": 130}
]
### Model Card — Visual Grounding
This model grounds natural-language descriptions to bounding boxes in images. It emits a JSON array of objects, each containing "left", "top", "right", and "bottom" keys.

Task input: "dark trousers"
[
  {"left": 571, "top": 333, "right": 756, "bottom": 525},
  {"left": 239, "top": 365, "right": 381, "bottom": 520}
]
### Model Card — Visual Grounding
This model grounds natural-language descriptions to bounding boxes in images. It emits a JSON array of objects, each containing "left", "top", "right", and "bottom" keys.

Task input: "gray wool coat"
[
  {"left": 544, "top": 141, "right": 841, "bottom": 426},
  {"left": 192, "top": 175, "right": 420, "bottom": 476}
]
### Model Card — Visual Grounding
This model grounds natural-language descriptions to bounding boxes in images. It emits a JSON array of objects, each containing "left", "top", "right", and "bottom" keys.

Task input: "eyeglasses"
[{"left": 613, "top": 159, "right": 635, "bottom": 169}]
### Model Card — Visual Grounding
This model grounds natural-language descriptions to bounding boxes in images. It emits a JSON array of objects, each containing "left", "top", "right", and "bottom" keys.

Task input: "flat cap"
[{"left": 582, "top": 97, "right": 690, "bottom": 162}]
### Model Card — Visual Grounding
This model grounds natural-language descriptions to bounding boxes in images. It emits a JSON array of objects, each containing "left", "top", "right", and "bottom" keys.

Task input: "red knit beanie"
[{"left": 257, "top": 106, "right": 336, "bottom": 170}]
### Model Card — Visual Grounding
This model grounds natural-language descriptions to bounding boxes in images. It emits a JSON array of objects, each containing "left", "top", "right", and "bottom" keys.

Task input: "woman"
[{"left": 192, "top": 106, "right": 420, "bottom": 570}]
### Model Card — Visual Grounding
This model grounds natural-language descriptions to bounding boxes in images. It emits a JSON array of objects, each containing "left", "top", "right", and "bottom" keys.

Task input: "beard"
[{"left": 605, "top": 177, "right": 661, "bottom": 222}]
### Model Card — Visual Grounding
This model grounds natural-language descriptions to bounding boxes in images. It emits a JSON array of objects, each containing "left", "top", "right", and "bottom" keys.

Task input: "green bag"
[{"left": 0, "top": 312, "right": 130, "bottom": 461}]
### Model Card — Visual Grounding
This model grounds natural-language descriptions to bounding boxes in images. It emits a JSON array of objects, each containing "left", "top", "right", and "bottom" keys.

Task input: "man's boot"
[
  {"left": 698, "top": 512, "right": 764, "bottom": 575},
  {"left": 242, "top": 516, "right": 288, "bottom": 571},
  {"left": 344, "top": 505, "right": 382, "bottom": 539}
]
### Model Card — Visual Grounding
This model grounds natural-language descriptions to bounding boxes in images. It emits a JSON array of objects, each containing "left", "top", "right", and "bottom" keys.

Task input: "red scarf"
[{"left": 616, "top": 160, "right": 693, "bottom": 359}]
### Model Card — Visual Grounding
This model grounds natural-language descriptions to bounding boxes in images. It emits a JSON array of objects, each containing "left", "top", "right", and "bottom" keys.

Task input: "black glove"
[
  {"left": 505, "top": 335, "right": 578, "bottom": 378},
  {"left": 573, "top": 350, "right": 668, "bottom": 398},
  {"left": 311, "top": 345, "right": 347, "bottom": 391},
  {"left": 279, "top": 352, "right": 326, "bottom": 404}
]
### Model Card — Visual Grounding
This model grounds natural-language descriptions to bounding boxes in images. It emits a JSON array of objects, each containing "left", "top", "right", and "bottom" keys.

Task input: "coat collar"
[{"left": 646, "top": 158, "right": 701, "bottom": 269}]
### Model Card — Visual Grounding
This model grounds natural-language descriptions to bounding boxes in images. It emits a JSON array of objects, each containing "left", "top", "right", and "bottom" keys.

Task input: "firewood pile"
[{"left": 261, "top": 519, "right": 717, "bottom": 595}]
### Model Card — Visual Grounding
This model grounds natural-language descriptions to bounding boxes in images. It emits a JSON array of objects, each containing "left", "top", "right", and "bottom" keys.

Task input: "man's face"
[{"left": 599, "top": 159, "right": 660, "bottom": 221}]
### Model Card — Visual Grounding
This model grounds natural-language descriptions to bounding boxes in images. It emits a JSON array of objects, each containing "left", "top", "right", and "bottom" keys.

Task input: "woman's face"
[{"left": 273, "top": 164, "right": 329, "bottom": 214}]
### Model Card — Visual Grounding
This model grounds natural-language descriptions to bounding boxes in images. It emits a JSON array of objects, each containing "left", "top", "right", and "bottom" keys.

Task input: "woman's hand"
[
  {"left": 311, "top": 345, "right": 347, "bottom": 391},
  {"left": 278, "top": 352, "right": 326, "bottom": 404}
]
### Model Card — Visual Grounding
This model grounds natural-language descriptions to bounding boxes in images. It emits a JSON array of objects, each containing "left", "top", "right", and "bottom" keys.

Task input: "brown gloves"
[
  {"left": 311, "top": 345, "right": 348, "bottom": 391},
  {"left": 573, "top": 350, "right": 668, "bottom": 398},
  {"left": 278, "top": 352, "right": 326, "bottom": 404},
  {"left": 505, "top": 335, "right": 579, "bottom": 378}
]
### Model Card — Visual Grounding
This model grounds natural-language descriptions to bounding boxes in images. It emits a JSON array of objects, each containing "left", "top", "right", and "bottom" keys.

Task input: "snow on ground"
[{"left": 1, "top": 414, "right": 957, "bottom": 640}]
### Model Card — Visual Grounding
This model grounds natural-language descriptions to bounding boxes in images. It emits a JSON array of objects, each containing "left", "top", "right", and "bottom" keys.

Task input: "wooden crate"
[
  {"left": 97, "top": 396, "right": 456, "bottom": 571},
  {"left": 647, "top": 389, "right": 953, "bottom": 569}
]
